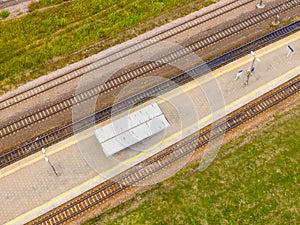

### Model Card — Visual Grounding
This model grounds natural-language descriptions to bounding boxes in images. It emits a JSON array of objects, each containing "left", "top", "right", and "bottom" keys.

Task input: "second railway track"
[
  {"left": 0, "top": 0, "right": 31, "bottom": 9},
  {"left": 0, "top": 0, "right": 253, "bottom": 110},
  {"left": 1, "top": 0, "right": 299, "bottom": 141},
  {"left": 0, "top": 19, "right": 299, "bottom": 168}
]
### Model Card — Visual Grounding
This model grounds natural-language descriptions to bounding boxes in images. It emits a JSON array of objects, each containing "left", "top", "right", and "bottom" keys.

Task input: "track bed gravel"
[{"left": 1, "top": 0, "right": 298, "bottom": 154}]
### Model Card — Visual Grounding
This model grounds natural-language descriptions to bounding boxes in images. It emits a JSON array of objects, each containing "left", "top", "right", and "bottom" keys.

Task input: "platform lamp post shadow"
[
  {"left": 285, "top": 45, "right": 295, "bottom": 62},
  {"left": 245, "top": 51, "right": 261, "bottom": 85},
  {"left": 42, "top": 148, "right": 58, "bottom": 176},
  {"left": 256, "top": 0, "right": 265, "bottom": 9}
]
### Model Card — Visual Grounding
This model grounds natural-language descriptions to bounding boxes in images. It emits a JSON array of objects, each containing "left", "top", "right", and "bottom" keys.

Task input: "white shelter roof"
[{"left": 94, "top": 103, "right": 169, "bottom": 157}]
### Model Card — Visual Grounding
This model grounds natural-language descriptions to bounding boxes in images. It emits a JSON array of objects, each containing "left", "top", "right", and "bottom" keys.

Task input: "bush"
[{"left": 0, "top": 9, "right": 10, "bottom": 19}]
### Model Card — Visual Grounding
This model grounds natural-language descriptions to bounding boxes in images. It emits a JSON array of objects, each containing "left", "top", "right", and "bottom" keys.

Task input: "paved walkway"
[{"left": 1, "top": 31, "right": 299, "bottom": 225}]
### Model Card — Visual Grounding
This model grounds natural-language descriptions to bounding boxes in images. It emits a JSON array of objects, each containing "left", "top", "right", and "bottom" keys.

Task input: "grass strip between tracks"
[
  {"left": 0, "top": 0, "right": 218, "bottom": 93},
  {"left": 83, "top": 104, "right": 300, "bottom": 224}
]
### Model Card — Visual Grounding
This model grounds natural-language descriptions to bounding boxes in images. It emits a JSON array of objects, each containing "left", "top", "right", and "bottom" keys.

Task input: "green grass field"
[
  {"left": 0, "top": 0, "right": 217, "bottom": 94},
  {"left": 83, "top": 104, "right": 300, "bottom": 225}
]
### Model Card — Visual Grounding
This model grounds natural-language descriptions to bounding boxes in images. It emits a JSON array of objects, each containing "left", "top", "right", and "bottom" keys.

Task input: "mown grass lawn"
[
  {"left": 0, "top": 0, "right": 218, "bottom": 94},
  {"left": 82, "top": 104, "right": 300, "bottom": 225}
]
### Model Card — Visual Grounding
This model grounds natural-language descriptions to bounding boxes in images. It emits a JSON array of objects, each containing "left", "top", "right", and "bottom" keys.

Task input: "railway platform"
[{"left": 1, "top": 31, "right": 300, "bottom": 225}]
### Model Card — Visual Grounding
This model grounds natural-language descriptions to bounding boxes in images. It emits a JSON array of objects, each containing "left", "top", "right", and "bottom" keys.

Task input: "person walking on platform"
[{"left": 244, "top": 68, "right": 251, "bottom": 85}]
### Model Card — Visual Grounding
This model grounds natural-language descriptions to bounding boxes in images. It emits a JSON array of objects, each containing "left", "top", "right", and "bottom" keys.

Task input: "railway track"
[
  {"left": 1, "top": 0, "right": 299, "bottom": 142},
  {"left": 0, "top": 0, "right": 31, "bottom": 9},
  {"left": 27, "top": 75, "right": 300, "bottom": 225},
  {"left": 0, "top": 0, "right": 253, "bottom": 111},
  {"left": 1, "top": 19, "right": 299, "bottom": 168}
]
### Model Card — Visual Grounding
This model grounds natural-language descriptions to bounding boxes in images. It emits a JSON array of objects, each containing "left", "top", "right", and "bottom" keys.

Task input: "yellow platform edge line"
[
  {"left": 7, "top": 64, "right": 300, "bottom": 225},
  {"left": 2, "top": 33, "right": 299, "bottom": 180}
]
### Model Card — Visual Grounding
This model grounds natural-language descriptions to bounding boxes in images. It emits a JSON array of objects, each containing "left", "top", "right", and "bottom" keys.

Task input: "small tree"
[{"left": 0, "top": 9, "right": 10, "bottom": 19}]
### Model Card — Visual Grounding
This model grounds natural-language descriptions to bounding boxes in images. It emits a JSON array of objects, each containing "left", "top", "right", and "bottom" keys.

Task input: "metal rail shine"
[
  {"left": 0, "top": 0, "right": 252, "bottom": 110},
  {"left": 1, "top": 1, "right": 299, "bottom": 141},
  {"left": 0, "top": 19, "right": 299, "bottom": 168}
]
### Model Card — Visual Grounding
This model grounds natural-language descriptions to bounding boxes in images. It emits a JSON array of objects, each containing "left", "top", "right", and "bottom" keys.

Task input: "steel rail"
[
  {"left": 0, "top": 0, "right": 31, "bottom": 9},
  {"left": 1, "top": 19, "right": 299, "bottom": 169},
  {"left": 0, "top": 0, "right": 252, "bottom": 110},
  {"left": 27, "top": 75, "right": 300, "bottom": 225},
  {"left": 1, "top": 1, "right": 299, "bottom": 141}
]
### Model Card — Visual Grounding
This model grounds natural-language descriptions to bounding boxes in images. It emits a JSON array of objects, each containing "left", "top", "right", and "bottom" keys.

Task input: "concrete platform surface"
[{"left": 1, "top": 31, "right": 300, "bottom": 225}]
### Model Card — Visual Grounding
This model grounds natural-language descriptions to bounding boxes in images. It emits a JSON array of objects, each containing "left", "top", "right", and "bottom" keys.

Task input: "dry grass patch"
[{"left": 0, "top": 0, "right": 218, "bottom": 94}]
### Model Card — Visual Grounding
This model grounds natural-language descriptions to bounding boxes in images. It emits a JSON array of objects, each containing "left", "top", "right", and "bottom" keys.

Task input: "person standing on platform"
[
  {"left": 235, "top": 70, "right": 243, "bottom": 80},
  {"left": 244, "top": 68, "right": 251, "bottom": 85}
]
